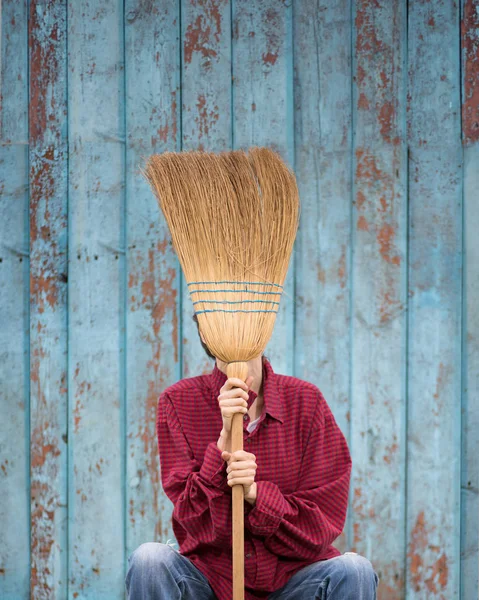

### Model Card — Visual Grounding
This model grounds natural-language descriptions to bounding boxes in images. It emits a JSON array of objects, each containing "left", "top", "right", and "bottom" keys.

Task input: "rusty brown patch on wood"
[
  {"left": 355, "top": 149, "right": 401, "bottom": 267},
  {"left": 184, "top": 0, "right": 226, "bottom": 65},
  {"left": 152, "top": 91, "right": 178, "bottom": 146},
  {"left": 355, "top": 1, "right": 401, "bottom": 146},
  {"left": 30, "top": 271, "right": 59, "bottom": 312},
  {"left": 171, "top": 90, "right": 178, "bottom": 139},
  {"left": 262, "top": 51, "right": 278, "bottom": 66},
  {"left": 129, "top": 497, "right": 135, "bottom": 525},
  {"left": 377, "top": 224, "right": 401, "bottom": 266},
  {"left": 379, "top": 290, "right": 403, "bottom": 324},
  {"left": 29, "top": 3, "right": 62, "bottom": 144},
  {"left": 261, "top": 8, "right": 281, "bottom": 68},
  {"left": 73, "top": 367, "right": 90, "bottom": 433},
  {"left": 356, "top": 190, "right": 367, "bottom": 210},
  {"left": 358, "top": 92, "right": 369, "bottom": 110},
  {"left": 352, "top": 486, "right": 367, "bottom": 548},
  {"left": 355, "top": 0, "right": 386, "bottom": 57},
  {"left": 195, "top": 94, "right": 219, "bottom": 140},
  {"left": 337, "top": 245, "right": 347, "bottom": 289},
  {"left": 407, "top": 511, "right": 449, "bottom": 594},
  {"left": 184, "top": 15, "right": 218, "bottom": 64},
  {"left": 30, "top": 475, "right": 58, "bottom": 597},
  {"left": 137, "top": 381, "right": 163, "bottom": 540},
  {"left": 357, "top": 215, "right": 369, "bottom": 231},
  {"left": 462, "top": 0, "right": 479, "bottom": 144},
  {"left": 378, "top": 101, "right": 401, "bottom": 146},
  {"left": 133, "top": 246, "right": 179, "bottom": 362},
  {"left": 377, "top": 560, "right": 404, "bottom": 600},
  {"left": 383, "top": 439, "right": 398, "bottom": 464}
]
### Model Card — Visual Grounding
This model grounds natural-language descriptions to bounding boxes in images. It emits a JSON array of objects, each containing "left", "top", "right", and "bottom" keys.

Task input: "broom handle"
[{"left": 226, "top": 361, "right": 249, "bottom": 600}]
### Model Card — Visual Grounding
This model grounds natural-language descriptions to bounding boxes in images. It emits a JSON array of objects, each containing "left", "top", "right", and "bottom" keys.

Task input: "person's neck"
[{"left": 216, "top": 355, "right": 264, "bottom": 407}]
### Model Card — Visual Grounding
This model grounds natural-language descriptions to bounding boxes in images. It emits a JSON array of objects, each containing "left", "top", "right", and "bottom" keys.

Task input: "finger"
[
  {"left": 220, "top": 406, "right": 247, "bottom": 416},
  {"left": 218, "top": 396, "right": 248, "bottom": 406},
  {"left": 221, "top": 451, "right": 231, "bottom": 461},
  {"left": 229, "top": 450, "right": 256, "bottom": 461},
  {"left": 228, "top": 477, "right": 254, "bottom": 487},
  {"left": 227, "top": 461, "right": 257, "bottom": 472},
  {"left": 218, "top": 389, "right": 249, "bottom": 402},
  {"left": 227, "top": 469, "right": 255, "bottom": 479},
  {"left": 228, "top": 460, "right": 258, "bottom": 473},
  {"left": 222, "top": 378, "right": 249, "bottom": 392}
]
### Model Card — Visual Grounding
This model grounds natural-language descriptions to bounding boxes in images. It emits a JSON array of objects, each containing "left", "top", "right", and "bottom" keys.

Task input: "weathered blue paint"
[
  {"left": 351, "top": 1, "right": 408, "bottom": 597},
  {"left": 0, "top": 1, "right": 477, "bottom": 598},
  {"left": 407, "top": 1, "right": 463, "bottom": 598},
  {"left": 29, "top": 1, "right": 69, "bottom": 599},
  {"left": 0, "top": 2, "right": 30, "bottom": 599},
  {"left": 461, "top": 2, "right": 479, "bottom": 598},
  {"left": 293, "top": 0, "right": 353, "bottom": 560},
  {"left": 67, "top": 0, "right": 125, "bottom": 597},
  {"left": 124, "top": 0, "right": 181, "bottom": 568}
]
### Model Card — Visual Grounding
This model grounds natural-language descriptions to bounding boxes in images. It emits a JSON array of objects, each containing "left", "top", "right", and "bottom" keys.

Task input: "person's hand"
[
  {"left": 217, "top": 376, "right": 254, "bottom": 453},
  {"left": 221, "top": 449, "right": 257, "bottom": 504}
]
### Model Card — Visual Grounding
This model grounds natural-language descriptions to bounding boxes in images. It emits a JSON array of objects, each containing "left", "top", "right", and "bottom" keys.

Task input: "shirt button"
[
  {"left": 243, "top": 414, "right": 248, "bottom": 420},
  {"left": 246, "top": 553, "right": 252, "bottom": 558},
  {"left": 246, "top": 438, "right": 251, "bottom": 443}
]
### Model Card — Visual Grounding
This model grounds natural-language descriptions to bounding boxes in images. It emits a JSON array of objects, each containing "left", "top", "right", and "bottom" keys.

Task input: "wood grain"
[
  {"left": 0, "top": 1, "right": 31, "bottom": 598},
  {"left": 407, "top": 1, "right": 463, "bottom": 597},
  {"left": 124, "top": 0, "right": 181, "bottom": 562},
  {"left": 0, "top": 1, "right": 476, "bottom": 598},
  {"left": 67, "top": 0, "right": 125, "bottom": 595},
  {"left": 351, "top": 1, "right": 408, "bottom": 597}
]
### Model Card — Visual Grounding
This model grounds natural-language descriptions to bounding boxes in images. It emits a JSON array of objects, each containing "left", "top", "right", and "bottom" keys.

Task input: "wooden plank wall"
[{"left": 0, "top": 1, "right": 477, "bottom": 598}]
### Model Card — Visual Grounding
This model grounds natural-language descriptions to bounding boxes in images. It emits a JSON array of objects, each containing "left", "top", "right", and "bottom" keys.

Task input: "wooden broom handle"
[{"left": 226, "top": 361, "right": 249, "bottom": 600}]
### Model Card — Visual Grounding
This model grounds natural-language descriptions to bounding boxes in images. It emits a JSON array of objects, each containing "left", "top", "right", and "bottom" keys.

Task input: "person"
[{"left": 125, "top": 315, "right": 379, "bottom": 599}]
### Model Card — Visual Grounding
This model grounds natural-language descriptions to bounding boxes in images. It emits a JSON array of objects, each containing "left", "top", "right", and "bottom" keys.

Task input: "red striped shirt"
[{"left": 156, "top": 356, "right": 352, "bottom": 599}]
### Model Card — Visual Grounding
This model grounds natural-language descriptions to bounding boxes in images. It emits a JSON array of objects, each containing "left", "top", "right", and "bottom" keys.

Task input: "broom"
[{"left": 143, "top": 147, "right": 299, "bottom": 600}]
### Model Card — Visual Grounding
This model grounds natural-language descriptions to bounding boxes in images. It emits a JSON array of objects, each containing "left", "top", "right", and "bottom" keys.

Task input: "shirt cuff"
[
  {"left": 245, "top": 480, "right": 286, "bottom": 536},
  {"left": 199, "top": 442, "right": 230, "bottom": 491}
]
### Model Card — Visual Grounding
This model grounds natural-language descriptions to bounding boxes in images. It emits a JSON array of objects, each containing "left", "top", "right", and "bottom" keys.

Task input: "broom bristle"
[{"left": 142, "top": 147, "right": 299, "bottom": 364}]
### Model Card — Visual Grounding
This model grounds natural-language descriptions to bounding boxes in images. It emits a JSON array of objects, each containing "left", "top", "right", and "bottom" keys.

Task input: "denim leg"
[
  {"left": 125, "top": 542, "right": 217, "bottom": 600},
  {"left": 268, "top": 552, "right": 379, "bottom": 600}
]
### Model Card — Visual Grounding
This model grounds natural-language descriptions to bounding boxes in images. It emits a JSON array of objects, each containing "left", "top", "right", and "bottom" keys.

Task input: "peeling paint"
[
  {"left": 262, "top": 51, "right": 278, "bottom": 66},
  {"left": 378, "top": 101, "right": 401, "bottom": 146},
  {"left": 407, "top": 511, "right": 449, "bottom": 594},
  {"left": 462, "top": 0, "right": 479, "bottom": 144},
  {"left": 355, "top": 0, "right": 401, "bottom": 146},
  {"left": 183, "top": 0, "right": 226, "bottom": 65},
  {"left": 195, "top": 94, "right": 219, "bottom": 140},
  {"left": 376, "top": 560, "right": 404, "bottom": 600},
  {"left": 337, "top": 245, "right": 347, "bottom": 289},
  {"left": 377, "top": 223, "right": 401, "bottom": 266},
  {"left": 432, "top": 362, "right": 452, "bottom": 419},
  {"left": 355, "top": 148, "right": 401, "bottom": 268},
  {"left": 383, "top": 439, "right": 398, "bottom": 464},
  {"left": 29, "top": 6, "right": 62, "bottom": 144},
  {"left": 357, "top": 215, "right": 369, "bottom": 231}
]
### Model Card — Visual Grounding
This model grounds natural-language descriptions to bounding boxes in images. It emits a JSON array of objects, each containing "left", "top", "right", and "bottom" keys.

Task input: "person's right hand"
[{"left": 217, "top": 375, "right": 254, "bottom": 453}]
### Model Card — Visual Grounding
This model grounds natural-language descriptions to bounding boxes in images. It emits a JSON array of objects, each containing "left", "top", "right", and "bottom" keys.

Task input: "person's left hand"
[{"left": 221, "top": 449, "right": 257, "bottom": 503}]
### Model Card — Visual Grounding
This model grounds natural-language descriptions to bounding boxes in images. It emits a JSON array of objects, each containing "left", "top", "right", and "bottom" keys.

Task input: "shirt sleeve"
[
  {"left": 244, "top": 400, "right": 352, "bottom": 561},
  {"left": 156, "top": 390, "right": 233, "bottom": 547}
]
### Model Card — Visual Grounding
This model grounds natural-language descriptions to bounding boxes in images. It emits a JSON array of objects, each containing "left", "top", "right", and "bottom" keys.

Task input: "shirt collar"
[{"left": 210, "top": 356, "right": 284, "bottom": 424}]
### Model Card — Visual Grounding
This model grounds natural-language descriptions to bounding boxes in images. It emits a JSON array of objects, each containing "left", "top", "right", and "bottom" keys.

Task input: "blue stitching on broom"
[{"left": 187, "top": 280, "right": 283, "bottom": 288}]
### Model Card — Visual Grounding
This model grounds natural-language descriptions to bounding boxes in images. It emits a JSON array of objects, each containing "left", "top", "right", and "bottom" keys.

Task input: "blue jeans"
[{"left": 125, "top": 542, "right": 379, "bottom": 599}]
